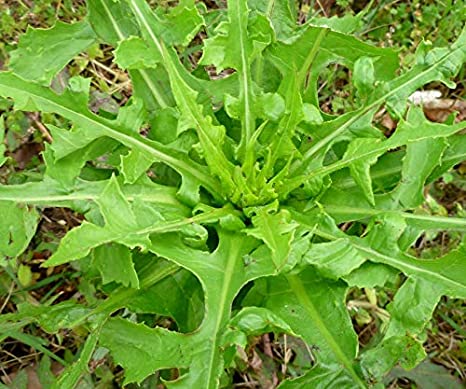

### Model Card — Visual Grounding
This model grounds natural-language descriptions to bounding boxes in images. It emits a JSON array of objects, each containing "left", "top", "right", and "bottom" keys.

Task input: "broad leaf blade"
[
  {"left": 9, "top": 21, "right": 96, "bottom": 84},
  {"left": 0, "top": 202, "right": 39, "bottom": 264}
]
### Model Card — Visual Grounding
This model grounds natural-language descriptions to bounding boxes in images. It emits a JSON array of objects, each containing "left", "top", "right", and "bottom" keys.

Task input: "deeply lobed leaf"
[{"left": 0, "top": 1, "right": 465, "bottom": 388}]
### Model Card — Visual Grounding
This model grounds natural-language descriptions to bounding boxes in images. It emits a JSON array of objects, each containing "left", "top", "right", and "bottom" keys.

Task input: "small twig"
[
  {"left": 109, "top": 80, "right": 132, "bottom": 95},
  {"left": 18, "top": 0, "right": 32, "bottom": 9},
  {"left": 1, "top": 349, "right": 24, "bottom": 366},
  {"left": 55, "top": 0, "right": 62, "bottom": 18},
  {"left": 347, "top": 300, "right": 390, "bottom": 320},
  {"left": 262, "top": 333, "right": 274, "bottom": 358},
  {"left": 0, "top": 366, "right": 11, "bottom": 385},
  {"left": 90, "top": 59, "right": 119, "bottom": 78},
  {"left": 29, "top": 113, "right": 53, "bottom": 143},
  {"left": 315, "top": 0, "right": 328, "bottom": 17},
  {"left": 41, "top": 213, "right": 53, "bottom": 224},
  {"left": 0, "top": 282, "right": 15, "bottom": 314}
]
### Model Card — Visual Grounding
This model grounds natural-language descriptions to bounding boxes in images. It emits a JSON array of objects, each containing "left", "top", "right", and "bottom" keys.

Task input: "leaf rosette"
[{"left": 0, "top": 0, "right": 465, "bottom": 388}]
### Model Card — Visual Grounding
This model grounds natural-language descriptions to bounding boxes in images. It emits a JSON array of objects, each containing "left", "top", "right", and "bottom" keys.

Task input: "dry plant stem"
[
  {"left": 0, "top": 282, "right": 15, "bottom": 314},
  {"left": 28, "top": 113, "right": 53, "bottom": 143}
]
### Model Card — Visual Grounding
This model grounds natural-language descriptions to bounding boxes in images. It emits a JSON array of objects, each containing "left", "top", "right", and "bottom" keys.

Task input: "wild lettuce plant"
[{"left": 0, "top": 0, "right": 465, "bottom": 387}]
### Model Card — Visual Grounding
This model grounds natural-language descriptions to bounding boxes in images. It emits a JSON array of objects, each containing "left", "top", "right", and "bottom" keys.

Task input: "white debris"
[{"left": 408, "top": 90, "right": 442, "bottom": 105}]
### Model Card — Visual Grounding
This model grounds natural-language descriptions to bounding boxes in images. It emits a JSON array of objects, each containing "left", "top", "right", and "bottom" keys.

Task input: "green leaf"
[
  {"left": 392, "top": 137, "right": 447, "bottom": 208},
  {"left": 267, "top": 23, "right": 398, "bottom": 101},
  {"left": 13, "top": 301, "right": 91, "bottom": 333},
  {"left": 152, "top": 0, "right": 205, "bottom": 47},
  {"left": 17, "top": 264, "right": 33, "bottom": 287},
  {"left": 87, "top": 0, "right": 139, "bottom": 45},
  {"left": 313, "top": 229, "right": 466, "bottom": 300},
  {"left": 101, "top": 317, "right": 192, "bottom": 384},
  {"left": 101, "top": 230, "right": 277, "bottom": 387},
  {"left": 385, "top": 278, "right": 444, "bottom": 337},
  {"left": 128, "top": 0, "right": 237, "bottom": 198},
  {"left": 319, "top": 191, "right": 466, "bottom": 232},
  {"left": 357, "top": 238, "right": 466, "bottom": 300},
  {"left": 228, "top": 306, "right": 296, "bottom": 336},
  {"left": 0, "top": 202, "right": 39, "bottom": 263},
  {"left": 37, "top": 356, "right": 56, "bottom": 388},
  {"left": 201, "top": 0, "right": 274, "bottom": 157},
  {"left": 9, "top": 21, "right": 96, "bottom": 84},
  {"left": 1, "top": 2, "right": 465, "bottom": 387},
  {"left": 43, "top": 176, "right": 227, "bottom": 267},
  {"left": 360, "top": 335, "right": 426, "bottom": 382},
  {"left": 279, "top": 364, "right": 359, "bottom": 389},
  {"left": 92, "top": 243, "right": 139, "bottom": 288},
  {"left": 303, "top": 238, "right": 366, "bottom": 279},
  {"left": 0, "top": 117, "right": 7, "bottom": 167},
  {"left": 0, "top": 176, "right": 187, "bottom": 213},
  {"left": 289, "top": 33, "right": 465, "bottom": 179},
  {"left": 115, "top": 0, "right": 204, "bottom": 66},
  {"left": 246, "top": 207, "right": 298, "bottom": 269},
  {"left": 120, "top": 149, "right": 155, "bottom": 184},
  {"left": 0, "top": 73, "right": 222, "bottom": 200},
  {"left": 386, "top": 30, "right": 466, "bottom": 116},
  {"left": 343, "top": 138, "right": 381, "bottom": 205},
  {"left": 7, "top": 369, "right": 28, "bottom": 389},
  {"left": 429, "top": 134, "right": 466, "bottom": 181},
  {"left": 297, "top": 212, "right": 466, "bottom": 319},
  {"left": 343, "top": 262, "right": 398, "bottom": 288},
  {"left": 353, "top": 56, "right": 375, "bottom": 99},
  {"left": 88, "top": 0, "right": 173, "bottom": 110},
  {"left": 246, "top": 269, "right": 365, "bottom": 388},
  {"left": 308, "top": 13, "right": 364, "bottom": 34},
  {"left": 43, "top": 176, "right": 156, "bottom": 266},
  {"left": 114, "top": 36, "right": 161, "bottom": 69},
  {"left": 52, "top": 327, "right": 101, "bottom": 389},
  {"left": 128, "top": 264, "right": 204, "bottom": 333},
  {"left": 266, "top": 75, "right": 303, "bottom": 171},
  {"left": 248, "top": 0, "right": 297, "bottom": 39},
  {"left": 386, "top": 359, "right": 464, "bottom": 389},
  {"left": 305, "top": 107, "right": 465, "bottom": 205}
]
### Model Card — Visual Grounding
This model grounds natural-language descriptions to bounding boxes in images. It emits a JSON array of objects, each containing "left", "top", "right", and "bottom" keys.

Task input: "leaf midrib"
[
  {"left": 204, "top": 235, "right": 243, "bottom": 389},
  {"left": 97, "top": 0, "right": 169, "bottom": 108},
  {"left": 312, "top": 228, "right": 466, "bottom": 294},
  {"left": 286, "top": 274, "right": 367, "bottom": 388},
  {"left": 130, "top": 0, "right": 235, "bottom": 190},
  {"left": 292, "top": 214, "right": 466, "bottom": 294},
  {"left": 322, "top": 205, "right": 466, "bottom": 230},
  {"left": 0, "top": 180, "right": 183, "bottom": 205},
  {"left": 334, "top": 148, "right": 466, "bottom": 190},
  {"left": 353, "top": 242, "right": 466, "bottom": 293},
  {"left": 0, "top": 75, "right": 221, "bottom": 196},
  {"left": 235, "top": 0, "right": 254, "bottom": 144},
  {"left": 286, "top": 121, "right": 464, "bottom": 193},
  {"left": 46, "top": 208, "right": 229, "bottom": 266}
]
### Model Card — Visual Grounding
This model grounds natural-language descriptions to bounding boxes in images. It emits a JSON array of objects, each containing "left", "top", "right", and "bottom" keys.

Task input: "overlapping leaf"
[
  {"left": 9, "top": 21, "right": 96, "bottom": 84},
  {"left": 0, "top": 73, "right": 222, "bottom": 202},
  {"left": 43, "top": 177, "right": 228, "bottom": 267},
  {"left": 0, "top": 202, "right": 39, "bottom": 265},
  {"left": 245, "top": 269, "right": 365, "bottom": 388},
  {"left": 288, "top": 30, "right": 466, "bottom": 180},
  {"left": 101, "top": 231, "right": 279, "bottom": 387}
]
